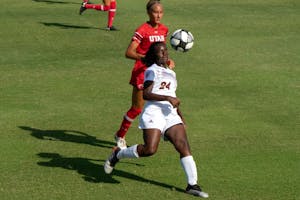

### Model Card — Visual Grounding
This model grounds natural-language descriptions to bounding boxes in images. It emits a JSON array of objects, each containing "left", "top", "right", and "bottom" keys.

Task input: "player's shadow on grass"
[
  {"left": 19, "top": 126, "right": 115, "bottom": 149},
  {"left": 40, "top": 22, "right": 99, "bottom": 30},
  {"left": 37, "top": 152, "right": 185, "bottom": 192},
  {"left": 33, "top": 0, "right": 80, "bottom": 4}
]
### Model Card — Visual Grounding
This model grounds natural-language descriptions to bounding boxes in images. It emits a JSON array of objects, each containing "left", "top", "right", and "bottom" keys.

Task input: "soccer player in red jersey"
[
  {"left": 114, "top": 0, "right": 175, "bottom": 148},
  {"left": 79, "top": 0, "right": 117, "bottom": 31}
]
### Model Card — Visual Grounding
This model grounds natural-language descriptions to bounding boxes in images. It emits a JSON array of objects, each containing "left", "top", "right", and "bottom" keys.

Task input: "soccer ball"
[{"left": 170, "top": 29, "right": 194, "bottom": 52}]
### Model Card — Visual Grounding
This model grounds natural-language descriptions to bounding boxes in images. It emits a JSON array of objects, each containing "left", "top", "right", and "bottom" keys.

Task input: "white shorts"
[{"left": 139, "top": 104, "right": 183, "bottom": 135}]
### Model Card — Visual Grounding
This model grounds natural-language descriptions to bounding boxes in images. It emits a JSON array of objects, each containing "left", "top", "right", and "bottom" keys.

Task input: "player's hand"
[
  {"left": 167, "top": 96, "right": 180, "bottom": 108},
  {"left": 167, "top": 59, "right": 175, "bottom": 70}
]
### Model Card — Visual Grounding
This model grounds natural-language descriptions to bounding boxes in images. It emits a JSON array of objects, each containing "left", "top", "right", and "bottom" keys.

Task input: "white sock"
[
  {"left": 117, "top": 144, "right": 139, "bottom": 159},
  {"left": 180, "top": 155, "right": 198, "bottom": 185}
]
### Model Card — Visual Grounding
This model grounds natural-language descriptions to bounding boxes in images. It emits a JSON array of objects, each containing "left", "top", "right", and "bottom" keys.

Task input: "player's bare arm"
[
  {"left": 125, "top": 41, "right": 145, "bottom": 60},
  {"left": 176, "top": 107, "right": 186, "bottom": 124},
  {"left": 167, "top": 58, "right": 175, "bottom": 69}
]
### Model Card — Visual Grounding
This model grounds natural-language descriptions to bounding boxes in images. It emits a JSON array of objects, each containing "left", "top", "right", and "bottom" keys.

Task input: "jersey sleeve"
[
  {"left": 144, "top": 68, "right": 155, "bottom": 82},
  {"left": 132, "top": 31, "right": 143, "bottom": 43},
  {"left": 132, "top": 25, "right": 144, "bottom": 43}
]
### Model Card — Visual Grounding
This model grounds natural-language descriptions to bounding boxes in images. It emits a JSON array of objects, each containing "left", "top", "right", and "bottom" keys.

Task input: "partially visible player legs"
[
  {"left": 79, "top": 1, "right": 109, "bottom": 15},
  {"left": 106, "top": 0, "right": 117, "bottom": 30},
  {"left": 165, "top": 124, "right": 209, "bottom": 198},
  {"left": 104, "top": 126, "right": 208, "bottom": 197},
  {"left": 79, "top": 0, "right": 118, "bottom": 30},
  {"left": 114, "top": 87, "right": 143, "bottom": 148},
  {"left": 114, "top": 106, "right": 142, "bottom": 148},
  {"left": 104, "top": 129, "right": 161, "bottom": 174}
]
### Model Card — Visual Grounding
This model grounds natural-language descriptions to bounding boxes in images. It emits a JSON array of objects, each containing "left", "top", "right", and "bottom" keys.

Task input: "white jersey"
[
  {"left": 139, "top": 64, "right": 183, "bottom": 134},
  {"left": 144, "top": 63, "right": 177, "bottom": 108}
]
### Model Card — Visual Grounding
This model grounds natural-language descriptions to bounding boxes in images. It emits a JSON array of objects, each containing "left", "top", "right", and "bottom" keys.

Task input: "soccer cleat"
[
  {"left": 115, "top": 135, "right": 127, "bottom": 149},
  {"left": 105, "top": 26, "right": 119, "bottom": 31},
  {"left": 104, "top": 147, "right": 121, "bottom": 174},
  {"left": 185, "top": 184, "right": 209, "bottom": 198},
  {"left": 79, "top": 2, "right": 87, "bottom": 15}
]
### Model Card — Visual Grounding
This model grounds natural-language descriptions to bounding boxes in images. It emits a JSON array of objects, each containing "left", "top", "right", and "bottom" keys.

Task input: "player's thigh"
[
  {"left": 131, "top": 86, "right": 144, "bottom": 109},
  {"left": 103, "top": 0, "right": 110, "bottom": 6},
  {"left": 142, "top": 129, "right": 161, "bottom": 154},
  {"left": 165, "top": 124, "right": 191, "bottom": 155},
  {"left": 143, "top": 129, "right": 161, "bottom": 147}
]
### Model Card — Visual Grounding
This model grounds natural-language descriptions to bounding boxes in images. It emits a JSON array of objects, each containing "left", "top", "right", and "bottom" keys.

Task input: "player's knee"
[
  {"left": 175, "top": 138, "right": 190, "bottom": 151},
  {"left": 143, "top": 146, "right": 158, "bottom": 157}
]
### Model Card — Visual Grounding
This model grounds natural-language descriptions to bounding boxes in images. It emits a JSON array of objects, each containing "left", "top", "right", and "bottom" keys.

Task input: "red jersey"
[
  {"left": 133, "top": 22, "right": 168, "bottom": 55},
  {"left": 130, "top": 22, "right": 169, "bottom": 89}
]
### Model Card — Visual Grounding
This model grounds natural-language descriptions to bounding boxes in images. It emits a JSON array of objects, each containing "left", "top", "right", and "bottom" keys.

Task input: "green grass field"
[{"left": 1, "top": 0, "right": 299, "bottom": 199}]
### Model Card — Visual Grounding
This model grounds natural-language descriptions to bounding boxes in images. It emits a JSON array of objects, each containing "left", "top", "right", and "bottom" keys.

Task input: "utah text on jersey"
[{"left": 149, "top": 35, "right": 165, "bottom": 42}]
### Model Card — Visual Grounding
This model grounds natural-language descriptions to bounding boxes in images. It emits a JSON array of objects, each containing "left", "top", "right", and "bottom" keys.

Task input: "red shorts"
[{"left": 129, "top": 61, "right": 147, "bottom": 90}]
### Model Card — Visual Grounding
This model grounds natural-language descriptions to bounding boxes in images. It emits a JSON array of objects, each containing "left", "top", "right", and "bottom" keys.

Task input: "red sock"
[
  {"left": 107, "top": 1, "right": 116, "bottom": 27},
  {"left": 85, "top": 4, "right": 110, "bottom": 11},
  {"left": 116, "top": 107, "right": 142, "bottom": 138}
]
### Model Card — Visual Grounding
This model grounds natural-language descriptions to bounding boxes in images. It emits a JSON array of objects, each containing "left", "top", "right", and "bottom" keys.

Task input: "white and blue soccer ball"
[{"left": 170, "top": 29, "right": 194, "bottom": 52}]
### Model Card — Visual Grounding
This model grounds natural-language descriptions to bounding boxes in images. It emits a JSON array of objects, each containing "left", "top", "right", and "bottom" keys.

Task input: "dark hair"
[
  {"left": 143, "top": 42, "right": 165, "bottom": 67},
  {"left": 146, "top": 0, "right": 161, "bottom": 12}
]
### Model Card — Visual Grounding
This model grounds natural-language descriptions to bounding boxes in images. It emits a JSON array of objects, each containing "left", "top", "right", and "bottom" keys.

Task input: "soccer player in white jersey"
[{"left": 104, "top": 42, "right": 209, "bottom": 198}]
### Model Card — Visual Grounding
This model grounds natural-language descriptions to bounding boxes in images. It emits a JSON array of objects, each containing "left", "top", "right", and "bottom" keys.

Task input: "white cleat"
[
  {"left": 104, "top": 160, "right": 114, "bottom": 174},
  {"left": 104, "top": 147, "right": 120, "bottom": 174},
  {"left": 185, "top": 184, "right": 209, "bottom": 198}
]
